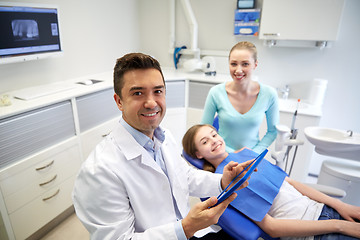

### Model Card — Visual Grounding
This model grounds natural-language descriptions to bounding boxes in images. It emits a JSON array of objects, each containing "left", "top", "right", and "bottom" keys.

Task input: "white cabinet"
[
  {"left": 0, "top": 88, "right": 120, "bottom": 239},
  {"left": 76, "top": 88, "right": 121, "bottom": 160},
  {"left": 0, "top": 100, "right": 81, "bottom": 239},
  {"left": 259, "top": 0, "right": 345, "bottom": 41},
  {"left": 80, "top": 118, "right": 119, "bottom": 160},
  {"left": 0, "top": 139, "right": 81, "bottom": 240},
  {"left": 186, "top": 81, "right": 217, "bottom": 129},
  {"left": 161, "top": 80, "right": 187, "bottom": 151}
]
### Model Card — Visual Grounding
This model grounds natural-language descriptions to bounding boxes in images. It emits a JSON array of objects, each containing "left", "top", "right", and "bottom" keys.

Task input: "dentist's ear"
[{"left": 114, "top": 94, "right": 123, "bottom": 111}]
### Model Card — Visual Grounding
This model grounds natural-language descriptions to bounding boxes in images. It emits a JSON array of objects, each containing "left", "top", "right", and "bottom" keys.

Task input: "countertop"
[{"left": 0, "top": 69, "right": 322, "bottom": 119}]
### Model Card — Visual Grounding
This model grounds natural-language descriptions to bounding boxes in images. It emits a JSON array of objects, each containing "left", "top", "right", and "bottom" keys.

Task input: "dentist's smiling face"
[
  {"left": 114, "top": 68, "right": 166, "bottom": 139},
  {"left": 194, "top": 126, "right": 227, "bottom": 166}
]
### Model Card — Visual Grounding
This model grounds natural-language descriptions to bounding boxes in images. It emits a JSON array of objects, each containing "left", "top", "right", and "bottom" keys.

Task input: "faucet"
[
  {"left": 278, "top": 85, "right": 290, "bottom": 99},
  {"left": 347, "top": 130, "right": 353, "bottom": 137}
]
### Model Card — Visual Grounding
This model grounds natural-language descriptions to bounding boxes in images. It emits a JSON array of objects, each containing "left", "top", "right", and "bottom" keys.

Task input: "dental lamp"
[{"left": 183, "top": 56, "right": 216, "bottom": 76}]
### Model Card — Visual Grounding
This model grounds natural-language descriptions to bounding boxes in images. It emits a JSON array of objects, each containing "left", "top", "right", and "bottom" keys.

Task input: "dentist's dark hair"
[{"left": 113, "top": 53, "right": 165, "bottom": 99}]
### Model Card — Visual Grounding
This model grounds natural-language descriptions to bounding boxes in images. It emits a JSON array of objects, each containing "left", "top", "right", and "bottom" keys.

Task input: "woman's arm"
[
  {"left": 252, "top": 88, "right": 279, "bottom": 153},
  {"left": 286, "top": 177, "right": 360, "bottom": 222},
  {"left": 255, "top": 214, "right": 360, "bottom": 238},
  {"left": 201, "top": 87, "right": 218, "bottom": 125}
]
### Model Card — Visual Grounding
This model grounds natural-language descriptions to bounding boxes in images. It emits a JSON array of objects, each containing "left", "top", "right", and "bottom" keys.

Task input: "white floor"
[{"left": 40, "top": 213, "right": 89, "bottom": 240}]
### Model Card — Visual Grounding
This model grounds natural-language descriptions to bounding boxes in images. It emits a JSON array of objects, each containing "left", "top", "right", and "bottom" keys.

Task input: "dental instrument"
[{"left": 272, "top": 99, "right": 304, "bottom": 175}]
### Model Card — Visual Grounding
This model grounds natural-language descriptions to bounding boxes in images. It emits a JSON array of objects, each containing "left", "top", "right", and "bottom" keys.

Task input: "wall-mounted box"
[
  {"left": 259, "top": 0, "right": 345, "bottom": 41},
  {"left": 234, "top": 9, "right": 260, "bottom": 22},
  {"left": 234, "top": 22, "right": 259, "bottom": 36},
  {"left": 234, "top": 9, "right": 260, "bottom": 36}
]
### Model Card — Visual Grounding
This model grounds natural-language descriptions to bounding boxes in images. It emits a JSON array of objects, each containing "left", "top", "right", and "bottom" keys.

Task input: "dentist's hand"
[
  {"left": 182, "top": 193, "right": 237, "bottom": 238},
  {"left": 221, "top": 159, "right": 255, "bottom": 191}
]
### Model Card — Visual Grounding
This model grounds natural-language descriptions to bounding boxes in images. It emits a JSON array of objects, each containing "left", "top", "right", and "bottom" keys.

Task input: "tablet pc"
[{"left": 217, "top": 149, "right": 268, "bottom": 204}]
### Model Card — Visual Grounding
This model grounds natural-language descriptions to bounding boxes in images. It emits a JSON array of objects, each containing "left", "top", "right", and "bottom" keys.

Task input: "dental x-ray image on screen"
[{"left": 12, "top": 19, "right": 40, "bottom": 41}]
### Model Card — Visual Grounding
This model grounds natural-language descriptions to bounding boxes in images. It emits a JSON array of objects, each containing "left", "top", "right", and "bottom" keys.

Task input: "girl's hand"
[{"left": 335, "top": 200, "right": 360, "bottom": 222}]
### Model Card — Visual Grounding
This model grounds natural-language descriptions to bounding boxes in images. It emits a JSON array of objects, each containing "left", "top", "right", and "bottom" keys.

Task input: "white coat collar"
[
  {"left": 112, "top": 123, "right": 166, "bottom": 174},
  {"left": 112, "top": 122, "right": 188, "bottom": 217}
]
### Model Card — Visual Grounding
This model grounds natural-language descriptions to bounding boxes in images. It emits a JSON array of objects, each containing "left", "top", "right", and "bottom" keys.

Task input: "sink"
[
  {"left": 304, "top": 127, "right": 360, "bottom": 160},
  {"left": 278, "top": 98, "right": 310, "bottom": 110}
]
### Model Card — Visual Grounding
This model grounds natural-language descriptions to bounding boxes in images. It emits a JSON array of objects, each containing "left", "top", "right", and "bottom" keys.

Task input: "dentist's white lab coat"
[{"left": 72, "top": 123, "right": 222, "bottom": 240}]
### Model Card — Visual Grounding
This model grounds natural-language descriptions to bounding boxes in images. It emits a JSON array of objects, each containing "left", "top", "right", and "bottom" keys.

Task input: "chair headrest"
[{"left": 182, "top": 150, "right": 204, "bottom": 169}]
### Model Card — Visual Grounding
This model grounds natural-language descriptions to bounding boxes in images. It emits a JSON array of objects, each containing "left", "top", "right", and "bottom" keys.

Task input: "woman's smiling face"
[{"left": 229, "top": 48, "right": 258, "bottom": 82}]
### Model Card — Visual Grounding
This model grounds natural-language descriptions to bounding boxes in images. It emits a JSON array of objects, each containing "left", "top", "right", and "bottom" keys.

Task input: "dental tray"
[{"left": 217, "top": 149, "right": 268, "bottom": 204}]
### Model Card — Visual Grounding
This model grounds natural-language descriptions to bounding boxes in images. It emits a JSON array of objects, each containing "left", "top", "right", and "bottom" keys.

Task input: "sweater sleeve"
[
  {"left": 252, "top": 87, "right": 279, "bottom": 153},
  {"left": 201, "top": 85, "right": 218, "bottom": 124}
]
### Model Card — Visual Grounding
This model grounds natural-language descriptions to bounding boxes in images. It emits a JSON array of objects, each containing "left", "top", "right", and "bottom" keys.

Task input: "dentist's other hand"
[
  {"left": 220, "top": 159, "right": 255, "bottom": 191},
  {"left": 182, "top": 193, "right": 237, "bottom": 238}
]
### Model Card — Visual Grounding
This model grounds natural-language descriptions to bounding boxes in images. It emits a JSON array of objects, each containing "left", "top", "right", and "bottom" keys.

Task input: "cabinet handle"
[
  {"left": 39, "top": 174, "right": 57, "bottom": 186},
  {"left": 35, "top": 160, "right": 54, "bottom": 171},
  {"left": 42, "top": 189, "right": 60, "bottom": 201},
  {"left": 102, "top": 132, "right": 110, "bottom": 137},
  {"left": 263, "top": 33, "right": 280, "bottom": 36}
]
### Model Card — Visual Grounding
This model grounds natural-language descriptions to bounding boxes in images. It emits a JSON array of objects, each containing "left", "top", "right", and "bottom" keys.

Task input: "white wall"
[
  {"left": 139, "top": 0, "right": 360, "bottom": 176},
  {"left": 0, "top": 0, "right": 141, "bottom": 93}
]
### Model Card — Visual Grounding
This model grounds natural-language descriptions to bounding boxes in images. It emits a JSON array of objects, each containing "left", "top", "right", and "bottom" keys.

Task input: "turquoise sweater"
[{"left": 201, "top": 82, "right": 279, "bottom": 153}]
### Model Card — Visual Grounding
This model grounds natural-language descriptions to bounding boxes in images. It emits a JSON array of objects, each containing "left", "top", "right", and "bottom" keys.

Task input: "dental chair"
[{"left": 182, "top": 149, "right": 278, "bottom": 240}]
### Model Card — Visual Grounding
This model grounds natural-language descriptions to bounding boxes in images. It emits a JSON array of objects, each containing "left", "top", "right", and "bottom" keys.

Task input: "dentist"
[{"left": 72, "top": 53, "right": 251, "bottom": 240}]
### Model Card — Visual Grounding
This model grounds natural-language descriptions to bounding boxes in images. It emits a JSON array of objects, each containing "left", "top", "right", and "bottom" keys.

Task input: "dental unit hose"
[
  {"left": 284, "top": 99, "right": 301, "bottom": 174},
  {"left": 173, "top": 46, "right": 187, "bottom": 69},
  {"left": 290, "top": 99, "right": 300, "bottom": 139}
]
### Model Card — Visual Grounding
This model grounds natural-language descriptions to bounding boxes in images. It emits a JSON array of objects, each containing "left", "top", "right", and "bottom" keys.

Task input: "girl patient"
[{"left": 182, "top": 124, "right": 360, "bottom": 240}]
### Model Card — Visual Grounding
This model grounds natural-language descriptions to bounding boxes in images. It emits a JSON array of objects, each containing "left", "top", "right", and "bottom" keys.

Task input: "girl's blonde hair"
[
  {"left": 229, "top": 41, "right": 258, "bottom": 62},
  {"left": 182, "top": 124, "right": 217, "bottom": 173}
]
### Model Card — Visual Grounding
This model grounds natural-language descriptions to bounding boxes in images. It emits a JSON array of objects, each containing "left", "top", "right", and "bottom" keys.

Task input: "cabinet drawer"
[
  {"left": 188, "top": 81, "right": 216, "bottom": 109},
  {"left": 80, "top": 117, "right": 119, "bottom": 160},
  {"left": 0, "top": 101, "right": 76, "bottom": 169},
  {"left": 4, "top": 145, "right": 81, "bottom": 214},
  {"left": 165, "top": 80, "right": 185, "bottom": 108},
  {"left": 9, "top": 175, "right": 75, "bottom": 240},
  {"left": 77, "top": 88, "right": 121, "bottom": 132},
  {"left": 0, "top": 140, "right": 81, "bottom": 199}
]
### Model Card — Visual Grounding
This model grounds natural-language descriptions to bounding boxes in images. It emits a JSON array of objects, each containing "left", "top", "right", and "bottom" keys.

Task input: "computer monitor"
[{"left": 0, "top": 2, "right": 63, "bottom": 64}]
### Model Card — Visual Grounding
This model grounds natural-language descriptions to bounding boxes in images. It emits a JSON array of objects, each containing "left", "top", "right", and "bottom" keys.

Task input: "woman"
[
  {"left": 201, "top": 41, "right": 278, "bottom": 153},
  {"left": 182, "top": 124, "right": 360, "bottom": 240}
]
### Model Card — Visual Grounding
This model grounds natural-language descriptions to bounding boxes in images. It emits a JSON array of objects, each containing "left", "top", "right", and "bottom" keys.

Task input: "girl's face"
[
  {"left": 194, "top": 126, "right": 227, "bottom": 164},
  {"left": 229, "top": 49, "right": 258, "bottom": 82}
]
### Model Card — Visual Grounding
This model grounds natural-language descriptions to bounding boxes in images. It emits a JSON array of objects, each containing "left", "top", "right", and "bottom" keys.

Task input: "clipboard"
[{"left": 217, "top": 149, "right": 268, "bottom": 204}]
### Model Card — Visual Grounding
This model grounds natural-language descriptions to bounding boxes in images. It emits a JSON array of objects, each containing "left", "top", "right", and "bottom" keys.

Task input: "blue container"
[{"left": 234, "top": 9, "right": 261, "bottom": 22}]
